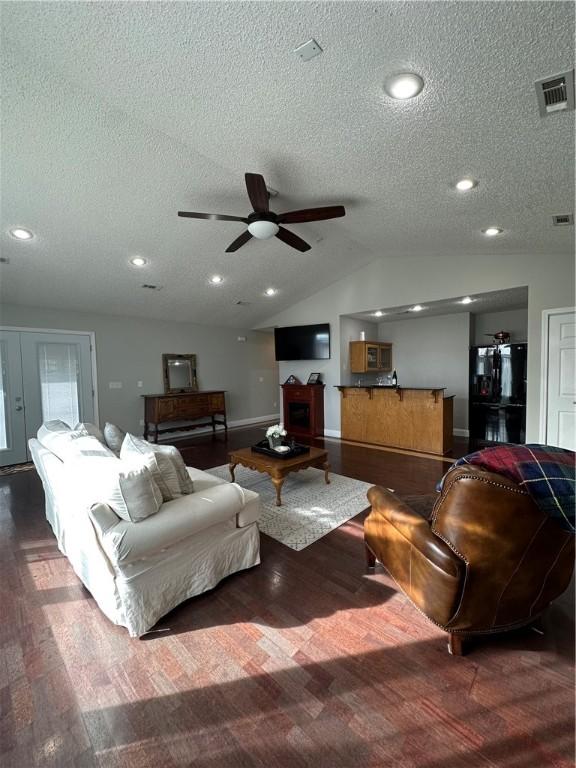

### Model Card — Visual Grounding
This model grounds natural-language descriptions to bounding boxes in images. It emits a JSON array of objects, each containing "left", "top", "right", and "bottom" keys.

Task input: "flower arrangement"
[{"left": 266, "top": 424, "right": 287, "bottom": 439}]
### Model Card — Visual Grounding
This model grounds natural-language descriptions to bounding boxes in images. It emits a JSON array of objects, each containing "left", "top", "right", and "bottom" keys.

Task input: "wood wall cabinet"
[
  {"left": 143, "top": 391, "right": 227, "bottom": 442},
  {"left": 350, "top": 341, "right": 393, "bottom": 373},
  {"left": 281, "top": 384, "right": 325, "bottom": 438}
]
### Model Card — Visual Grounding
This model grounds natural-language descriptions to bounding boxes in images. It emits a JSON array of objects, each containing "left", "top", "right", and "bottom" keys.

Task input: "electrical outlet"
[
  {"left": 273, "top": 401, "right": 277, "bottom": 408},
  {"left": 139, "top": 419, "right": 145, "bottom": 426},
  {"left": 137, "top": 381, "right": 143, "bottom": 388},
  {"left": 258, "top": 377, "right": 264, "bottom": 383}
]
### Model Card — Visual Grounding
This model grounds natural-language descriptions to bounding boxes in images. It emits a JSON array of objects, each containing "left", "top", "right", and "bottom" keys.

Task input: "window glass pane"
[
  {"left": 38, "top": 343, "right": 80, "bottom": 426},
  {"left": 0, "top": 342, "right": 7, "bottom": 450}
]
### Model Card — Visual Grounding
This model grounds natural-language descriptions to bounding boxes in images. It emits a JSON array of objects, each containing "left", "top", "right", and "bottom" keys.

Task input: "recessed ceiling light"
[
  {"left": 383, "top": 73, "right": 424, "bottom": 100},
  {"left": 130, "top": 256, "right": 147, "bottom": 267},
  {"left": 455, "top": 178, "right": 477, "bottom": 192},
  {"left": 9, "top": 227, "right": 34, "bottom": 240},
  {"left": 410, "top": 304, "right": 425, "bottom": 312},
  {"left": 264, "top": 287, "right": 277, "bottom": 296},
  {"left": 373, "top": 310, "right": 385, "bottom": 317},
  {"left": 210, "top": 275, "right": 224, "bottom": 284},
  {"left": 460, "top": 296, "right": 475, "bottom": 304},
  {"left": 482, "top": 227, "right": 503, "bottom": 237}
]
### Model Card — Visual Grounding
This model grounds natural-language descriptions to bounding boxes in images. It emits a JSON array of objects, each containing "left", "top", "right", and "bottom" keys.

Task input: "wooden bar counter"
[{"left": 337, "top": 386, "right": 454, "bottom": 455}]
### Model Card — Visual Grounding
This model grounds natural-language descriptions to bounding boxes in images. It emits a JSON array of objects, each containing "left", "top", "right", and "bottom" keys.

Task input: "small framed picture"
[{"left": 307, "top": 372, "right": 322, "bottom": 384}]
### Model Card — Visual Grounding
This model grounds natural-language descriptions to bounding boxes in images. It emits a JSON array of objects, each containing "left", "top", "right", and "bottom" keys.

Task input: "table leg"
[
  {"left": 323, "top": 461, "right": 331, "bottom": 484},
  {"left": 229, "top": 462, "right": 237, "bottom": 482},
  {"left": 272, "top": 476, "right": 285, "bottom": 506}
]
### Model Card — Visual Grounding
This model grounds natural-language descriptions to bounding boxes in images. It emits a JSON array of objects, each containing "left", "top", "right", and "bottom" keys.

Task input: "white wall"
[
  {"left": 377, "top": 313, "right": 471, "bottom": 431},
  {"left": 256, "top": 250, "right": 574, "bottom": 440},
  {"left": 1, "top": 303, "right": 279, "bottom": 436},
  {"left": 473, "top": 307, "right": 528, "bottom": 345}
]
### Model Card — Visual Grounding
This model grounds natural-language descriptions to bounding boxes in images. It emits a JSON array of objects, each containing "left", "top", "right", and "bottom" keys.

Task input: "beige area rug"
[{"left": 207, "top": 464, "right": 374, "bottom": 551}]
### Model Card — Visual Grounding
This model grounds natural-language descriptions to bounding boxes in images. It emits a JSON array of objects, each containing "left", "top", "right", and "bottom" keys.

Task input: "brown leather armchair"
[{"left": 364, "top": 465, "right": 575, "bottom": 655}]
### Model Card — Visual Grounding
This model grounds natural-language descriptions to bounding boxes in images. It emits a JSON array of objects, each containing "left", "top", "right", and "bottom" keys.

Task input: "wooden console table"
[{"left": 143, "top": 391, "right": 227, "bottom": 443}]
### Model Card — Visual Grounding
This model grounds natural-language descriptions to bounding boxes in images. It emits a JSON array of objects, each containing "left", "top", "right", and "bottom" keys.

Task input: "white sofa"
[{"left": 29, "top": 425, "right": 261, "bottom": 637}]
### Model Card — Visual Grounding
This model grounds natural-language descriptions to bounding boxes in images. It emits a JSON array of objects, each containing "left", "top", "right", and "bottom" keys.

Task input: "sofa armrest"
[{"left": 367, "top": 486, "right": 463, "bottom": 578}]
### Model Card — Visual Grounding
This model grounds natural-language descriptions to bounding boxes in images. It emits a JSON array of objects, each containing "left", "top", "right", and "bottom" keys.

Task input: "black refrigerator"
[{"left": 469, "top": 343, "right": 527, "bottom": 445}]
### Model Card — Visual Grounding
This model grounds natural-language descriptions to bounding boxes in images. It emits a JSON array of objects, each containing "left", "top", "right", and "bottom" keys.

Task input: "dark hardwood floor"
[{"left": 1, "top": 426, "right": 574, "bottom": 767}]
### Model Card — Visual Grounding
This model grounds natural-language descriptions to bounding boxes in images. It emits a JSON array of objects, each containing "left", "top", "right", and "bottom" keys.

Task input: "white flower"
[{"left": 266, "top": 423, "right": 287, "bottom": 438}]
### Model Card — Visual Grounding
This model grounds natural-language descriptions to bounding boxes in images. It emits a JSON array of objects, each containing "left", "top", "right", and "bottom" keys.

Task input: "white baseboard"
[
  {"left": 324, "top": 429, "right": 342, "bottom": 438},
  {"left": 453, "top": 428, "right": 470, "bottom": 437},
  {"left": 143, "top": 413, "right": 280, "bottom": 441}
]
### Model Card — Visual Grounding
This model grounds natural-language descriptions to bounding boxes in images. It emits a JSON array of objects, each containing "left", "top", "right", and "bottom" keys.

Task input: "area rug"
[{"left": 206, "top": 464, "right": 374, "bottom": 551}]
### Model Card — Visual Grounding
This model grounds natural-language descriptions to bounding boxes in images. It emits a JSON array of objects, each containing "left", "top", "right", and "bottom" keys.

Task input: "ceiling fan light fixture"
[
  {"left": 482, "top": 227, "right": 503, "bottom": 237},
  {"left": 209, "top": 275, "right": 224, "bottom": 285},
  {"left": 130, "top": 256, "right": 147, "bottom": 267},
  {"left": 383, "top": 72, "right": 424, "bottom": 100},
  {"left": 247, "top": 220, "right": 280, "bottom": 239}
]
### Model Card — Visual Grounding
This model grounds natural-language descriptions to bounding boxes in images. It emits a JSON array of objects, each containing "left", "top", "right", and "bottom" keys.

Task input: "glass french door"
[{"left": 0, "top": 330, "right": 95, "bottom": 467}]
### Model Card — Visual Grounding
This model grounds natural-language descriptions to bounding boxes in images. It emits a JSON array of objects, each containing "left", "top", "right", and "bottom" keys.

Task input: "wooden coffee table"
[{"left": 228, "top": 445, "right": 331, "bottom": 507}]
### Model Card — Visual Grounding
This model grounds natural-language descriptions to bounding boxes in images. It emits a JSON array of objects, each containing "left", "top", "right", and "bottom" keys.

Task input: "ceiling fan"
[{"left": 178, "top": 173, "right": 345, "bottom": 253}]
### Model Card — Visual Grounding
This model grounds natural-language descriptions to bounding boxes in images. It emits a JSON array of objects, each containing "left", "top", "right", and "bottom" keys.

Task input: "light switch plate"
[{"left": 109, "top": 381, "right": 122, "bottom": 389}]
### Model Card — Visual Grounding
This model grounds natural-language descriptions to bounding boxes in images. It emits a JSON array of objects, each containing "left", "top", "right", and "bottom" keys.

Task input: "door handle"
[{"left": 15, "top": 405, "right": 23, "bottom": 411}]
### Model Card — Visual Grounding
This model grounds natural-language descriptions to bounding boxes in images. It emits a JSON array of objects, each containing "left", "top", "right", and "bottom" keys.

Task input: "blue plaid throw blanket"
[{"left": 448, "top": 444, "right": 575, "bottom": 533}]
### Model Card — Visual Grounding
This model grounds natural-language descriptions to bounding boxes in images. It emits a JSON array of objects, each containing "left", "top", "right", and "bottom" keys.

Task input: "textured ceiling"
[
  {"left": 348, "top": 286, "right": 529, "bottom": 323},
  {"left": 1, "top": 2, "right": 574, "bottom": 327}
]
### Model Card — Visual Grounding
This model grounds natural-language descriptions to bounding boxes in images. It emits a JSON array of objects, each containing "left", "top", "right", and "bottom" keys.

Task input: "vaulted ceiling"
[{"left": 1, "top": 2, "right": 574, "bottom": 326}]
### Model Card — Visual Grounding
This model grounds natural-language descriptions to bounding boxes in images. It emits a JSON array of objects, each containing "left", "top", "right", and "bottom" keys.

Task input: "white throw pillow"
[
  {"left": 38, "top": 430, "right": 116, "bottom": 463},
  {"left": 37, "top": 420, "right": 71, "bottom": 443},
  {"left": 73, "top": 457, "right": 163, "bottom": 523},
  {"left": 74, "top": 422, "right": 105, "bottom": 443},
  {"left": 120, "top": 436, "right": 181, "bottom": 502},
  {"left": 120, "top": 433, "right": 193, "bottom": 495},
  {"left": 103, "top": 423, "right": 126, "bottom": 455}
]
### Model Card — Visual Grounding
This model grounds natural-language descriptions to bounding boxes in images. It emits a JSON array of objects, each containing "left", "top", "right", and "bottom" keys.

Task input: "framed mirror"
[{"left": 162, "top": 353, "right": 198, "bottom": 394}]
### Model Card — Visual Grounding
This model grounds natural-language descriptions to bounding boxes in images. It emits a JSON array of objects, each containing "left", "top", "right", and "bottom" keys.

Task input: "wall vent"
[
  {"left": 0, "top": 257, "right": 10, "bottom": 264},
  {"left": 235, "top": 300, "right": 251, "bottom": 306},
  {"left": 141, "top": 283, "right": 162, "bottom": 291},
  {"left": 552, "top": 213, "right": 574, "bottom": 226},
  {"left": 535, "top": 70, "right": 575, "bottom": 117}
]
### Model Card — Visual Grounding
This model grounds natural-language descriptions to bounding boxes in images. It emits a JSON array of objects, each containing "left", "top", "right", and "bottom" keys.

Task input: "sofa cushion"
[
  {"left": 121, "top": 433, "right": 193, "bottom": 495},
  {"left": 185, "top": 467, "right": 260, "bottom": 527},
  {"left": 120, "top": 434, "right": 181, "bottom": 502},
  {"left": 75, "top": 422, "right": 105, "bottom": 443},
  {"left": 89, "top": 483, "right": 246, "bottom": 565},
  {"left": 73, "top": 457, "right": 163, "bottom": 522},
  {"left": 103, "top": 423, "right": 126, "bottom": 455}
]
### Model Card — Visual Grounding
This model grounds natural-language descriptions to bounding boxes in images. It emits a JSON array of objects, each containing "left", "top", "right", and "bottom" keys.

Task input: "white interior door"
[
  {"left": 544, "top": 309, "right": 576, "bottom": 450},
  {"left": 0, "top": 330, "right": 95, "bottom": 466},
  {"left": 0, "top": 330, "right": 27, "bottom": 465}
]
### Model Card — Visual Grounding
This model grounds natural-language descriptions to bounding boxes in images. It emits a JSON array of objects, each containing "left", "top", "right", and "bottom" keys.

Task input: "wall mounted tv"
[{"left": 274, "top": 323, "right": 330, "bottom": 361}]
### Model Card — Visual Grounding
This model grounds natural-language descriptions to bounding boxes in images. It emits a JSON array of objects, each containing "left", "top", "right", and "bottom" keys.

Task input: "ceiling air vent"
[
  {"left": 235, "top": 300, "right": 251, "bottom": 306},
  {"left": 0, "top": 257, "right": 10, "bottom": 264},
  {"left": 535, "top": 70, "right": 575, "bottom": 117},
  {"left": 552, "top": 214, "right": 574, "bottom": 226},
  {"left": 141, "top": 283, "right": 162, "bottom": 291}
]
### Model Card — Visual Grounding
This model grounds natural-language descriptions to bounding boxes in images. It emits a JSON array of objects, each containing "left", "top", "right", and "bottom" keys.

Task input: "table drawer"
[{"left": 209, "top": 393, "right": 225, "bottom": 411}]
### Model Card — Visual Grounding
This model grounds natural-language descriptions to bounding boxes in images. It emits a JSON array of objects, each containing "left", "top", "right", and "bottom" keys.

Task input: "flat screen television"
[{"left": 274, "top": 323, "right": 330, "bottom": 361}]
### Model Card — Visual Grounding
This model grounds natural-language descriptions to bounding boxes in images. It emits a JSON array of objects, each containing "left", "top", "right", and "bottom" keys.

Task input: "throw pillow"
[
  {"left": 120, "top": 435, "right": 181, "bottom": 502},
  {"left": 73, "top": 457, "right": 163, "bottom": 523},
  {"left": 104, "top": 423, "right": 126, "bottom": 456},
  {"left": 120, "top": 433, "right": 193, "bottom": 495},
  {"left": 74, "top": 422, "right": 105, "bottom": 443}
]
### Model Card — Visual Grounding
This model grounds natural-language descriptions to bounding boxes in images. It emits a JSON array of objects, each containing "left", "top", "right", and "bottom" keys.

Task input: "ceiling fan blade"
[
  {"left": 178, "top": 211, "right": 248, "bottom": 222},
  {"left": 277, "top": 205, "right": 346, "bottom": 224},
  {"left": 245, "top": 173, "right": 269, "bottom": 213},
  {"left": 276, "top": 227, "right": 311, "bottom": 252},
  {"left": 225, "top": 229, "right": 253, "bottom": 252}
]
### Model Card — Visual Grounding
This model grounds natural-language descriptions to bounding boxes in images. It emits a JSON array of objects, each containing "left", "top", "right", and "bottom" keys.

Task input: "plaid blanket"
[{"left": 449, "top": 444, "right": 575, "bottom": 533}]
